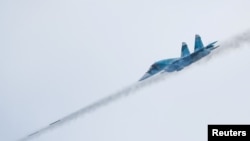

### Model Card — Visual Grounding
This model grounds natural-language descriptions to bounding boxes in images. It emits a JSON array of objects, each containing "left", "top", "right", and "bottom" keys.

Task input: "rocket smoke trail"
[
  {"left": 18, "top": 29, "right": 250, "bottom": 141},
  {"left": 18, "top": 70, "right": 171, "bottom": 141},
  {"left": 216, "top": 29, "right": 250, "bottom": 55},
  {"left": 189, "top": 29, "right": 250, "bottom": 64}
]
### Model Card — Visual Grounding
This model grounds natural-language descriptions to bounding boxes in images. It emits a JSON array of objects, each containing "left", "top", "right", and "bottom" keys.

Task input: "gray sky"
[{"left": 1, "top": 0, "right": 250, "bottom": 141}]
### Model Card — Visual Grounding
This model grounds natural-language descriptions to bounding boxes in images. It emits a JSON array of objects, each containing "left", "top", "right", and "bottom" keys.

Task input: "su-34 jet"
[{"left": 139, "top": 34, "right": 219, "bottom": 81}]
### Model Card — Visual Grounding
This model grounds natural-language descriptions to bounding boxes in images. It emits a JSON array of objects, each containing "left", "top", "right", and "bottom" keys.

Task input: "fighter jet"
[{"left": 139, "top": 34, "right": 218, "bottom": 81}]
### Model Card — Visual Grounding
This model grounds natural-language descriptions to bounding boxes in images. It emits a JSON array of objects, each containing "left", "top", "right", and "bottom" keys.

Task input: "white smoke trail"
[
  {"left": 196, "top": 29, "right": 250, "bottom": 63},
  {"left": 17, "top": 29, "right": 250, "bottom": 141},
  {"left": 214, "top": 29, "right": 250, "bottom": 56},
  {"left": 17, "top": 71, "right": 173, "bottom": 141}
]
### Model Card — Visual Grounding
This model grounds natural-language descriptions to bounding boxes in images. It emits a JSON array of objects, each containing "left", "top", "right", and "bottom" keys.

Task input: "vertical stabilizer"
[
  {"left": 194, "top": 34, "right": 204, "bottom": 51},
  {"left": 181, "top": 42, "right": 190, "bottom": 57}
]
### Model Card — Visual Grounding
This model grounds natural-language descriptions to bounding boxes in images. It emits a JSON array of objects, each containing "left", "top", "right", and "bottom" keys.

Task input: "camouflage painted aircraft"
[{"left": 139, "top": 35, "right": 218, "bottom": 81}]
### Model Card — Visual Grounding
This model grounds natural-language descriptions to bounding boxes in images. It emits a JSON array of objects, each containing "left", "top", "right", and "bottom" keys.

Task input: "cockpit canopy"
[{"left": 146, "top": 58, "right": 177, "bottom": 74}]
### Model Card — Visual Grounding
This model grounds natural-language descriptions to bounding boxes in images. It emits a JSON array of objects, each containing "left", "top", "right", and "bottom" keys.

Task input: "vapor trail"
[{"left": 18, "top": 29, "right": 250, "bottom": 141}]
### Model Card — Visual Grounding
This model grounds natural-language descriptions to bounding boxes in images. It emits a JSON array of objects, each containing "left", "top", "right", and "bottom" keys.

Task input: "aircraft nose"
[{"left": 139, "top": 73, "right": 151, "bottom": 81}]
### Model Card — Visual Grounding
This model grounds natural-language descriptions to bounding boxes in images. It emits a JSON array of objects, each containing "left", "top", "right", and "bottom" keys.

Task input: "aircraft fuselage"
[
  {"left": 164, "top": 48, "right": 211, "bottom": 72},
  {"left": 139, "top": 34, "right": 218, "bottom": 81}
]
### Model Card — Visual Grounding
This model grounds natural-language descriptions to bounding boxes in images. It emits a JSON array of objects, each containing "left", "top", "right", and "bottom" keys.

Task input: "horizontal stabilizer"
[
  {"left": 181, "top": 42, "right": 190, "bottom": 57},
  {"left": 206, "top": 41, "right": 218, "bottom": 49}
]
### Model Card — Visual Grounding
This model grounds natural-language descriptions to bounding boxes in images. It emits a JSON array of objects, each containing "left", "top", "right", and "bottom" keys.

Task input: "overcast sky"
[{"left": 1, "top": 0, "right": 250, "bottom": 141}]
